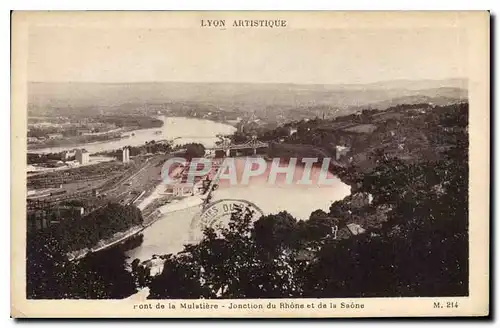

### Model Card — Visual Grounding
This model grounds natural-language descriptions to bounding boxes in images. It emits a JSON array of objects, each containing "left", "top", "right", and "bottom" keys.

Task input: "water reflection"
[
  {"left": 29, "top": 116, "right": 236, "bottom": 154},
  {"left": 126, "top": 160, "right": 350, "bottom": 262}
]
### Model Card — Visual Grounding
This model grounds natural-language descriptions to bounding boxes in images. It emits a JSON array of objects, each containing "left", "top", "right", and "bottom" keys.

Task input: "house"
[
  {"left": 47, "top": 133, "right": 63, "bottom": 140},
  {"left": 163, "top": 183, "right": 196, "bottom": 198},
  {"left": 330, "top": 224, "right": 354, "bottom": 240},
  {"left": 346, "top": 223, "right": 366, "bottom": 235},
  {"left": 60, "top": 149, "right": 76, "bottom": 161}
]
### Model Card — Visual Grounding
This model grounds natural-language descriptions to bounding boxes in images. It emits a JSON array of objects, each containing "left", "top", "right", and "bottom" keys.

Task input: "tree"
[
  {"left": 51, "top": 203, "right": 143, "bottom": 253},
  {"left": 309, "top": 209, "right": 328, "bottom": 221},
  {"left": 26, "top": 231, "right": 69, "bottom": 299},
  {"left": 252, "top": 211, "right": 299, "bottom": 253},
  {"left": 148, "top": 253, "right": 206, "bottom": 299},
  {"left": 27, "top": 231, "right": 138, "bottom": 299},
  {"left": 65, "top": 248, "right": 137, "bottom": 299},
  {"left": 131, "top": 258, "right": 152, "bottom": 288},
  {"left": 184, "top": 143, "right": 206, "bottom": 159},
  {"left": 146, "top": 102, "right": 469, "bottom": 299},
  {"left": 329, "top": 200, "right": 350, "bottom": 219},
  {"left": 148, "top": 208, "right": 304, "bottom": 298}
]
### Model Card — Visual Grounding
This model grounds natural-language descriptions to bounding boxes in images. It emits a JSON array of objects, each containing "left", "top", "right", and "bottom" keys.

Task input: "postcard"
[{"left": 11, "top": 11, "right": 490, "bottom": 318}]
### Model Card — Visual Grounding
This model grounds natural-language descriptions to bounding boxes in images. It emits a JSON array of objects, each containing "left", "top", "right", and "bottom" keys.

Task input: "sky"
[{"left": 28, "top": 26, "right": 468, "bottom": 85}]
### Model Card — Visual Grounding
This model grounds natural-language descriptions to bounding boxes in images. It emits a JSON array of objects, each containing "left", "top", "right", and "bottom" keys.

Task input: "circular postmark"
[{"left": 188, "top": 199, "right": 264, "bottom": 243}]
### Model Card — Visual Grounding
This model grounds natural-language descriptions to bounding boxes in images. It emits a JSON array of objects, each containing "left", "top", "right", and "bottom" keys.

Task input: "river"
[
  {"left": 126, "top": 159, "right": 351, "bottom": 262},
  {"left": 29, "top": 116, "right": 237, "bottom": 154},
  {"left": 33, "top": 115, "right": 350, "bottom": 263}
]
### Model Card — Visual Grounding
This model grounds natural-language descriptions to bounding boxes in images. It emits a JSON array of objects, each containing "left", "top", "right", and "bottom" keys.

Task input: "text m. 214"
[{"left": 433, "top": 301, "right": 459, "bottom": 309}]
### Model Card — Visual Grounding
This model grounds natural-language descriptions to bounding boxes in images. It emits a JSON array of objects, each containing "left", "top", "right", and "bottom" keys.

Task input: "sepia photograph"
[{"left": 11, "top": 11, "right": 489, "bottom": 317}]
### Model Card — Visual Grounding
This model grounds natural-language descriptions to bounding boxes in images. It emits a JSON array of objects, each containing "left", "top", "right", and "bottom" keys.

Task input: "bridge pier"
[{"left": 211, "top": 139, "right": 269, "bottom": 158}]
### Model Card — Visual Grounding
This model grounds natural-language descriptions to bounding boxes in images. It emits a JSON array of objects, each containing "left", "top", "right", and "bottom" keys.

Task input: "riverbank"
[
  {"left": 67, "top": 225, "right": 145, "bottom": 262},
  {"left": 29, "top": 116, "right": 236, "bottom": 155},
  {"left": 166, "top": 114, "right": 239, "bottom": 128},
  {"left": 28, "top": 133, "right": 124, "bottom": 151},
  {"left": 67, "top": 193, "right": 205, "bottom": 262}
]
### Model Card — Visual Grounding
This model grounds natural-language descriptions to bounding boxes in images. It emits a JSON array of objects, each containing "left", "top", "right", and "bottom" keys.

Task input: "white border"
[{"left": 3, "top": 1, "right": 497, "bottom": 327}]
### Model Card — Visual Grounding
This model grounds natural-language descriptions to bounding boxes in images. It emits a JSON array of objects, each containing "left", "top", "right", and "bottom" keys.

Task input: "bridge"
[{"left": 210, "top": 136, "right": 269, "bottom": 156}]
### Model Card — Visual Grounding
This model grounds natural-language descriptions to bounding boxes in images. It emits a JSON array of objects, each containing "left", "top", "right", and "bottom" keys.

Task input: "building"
[
  {"left": 55, "top": 205, "right": 85, "bottom": 218},
  {"left": 47, "top": 133, "right": 63, "bottom": 140},
  {"left": 121, "top": 147, "right": 130, "bottom": 163},
  {"left": 346, "top": 223, "right": 366, "bottom": 236},
  {"left": 75, "top": 149, "right": 90, "bottom": 165},
  {"left": 27, "top": 206, "right": 85, "bottom": 232},
  {"left": 329, "top": 222, "right": 367, "bottom": 240},
  {"left": 27, "top": 212, "right": 50, "bottom": 232},
  {"left": 204, "top": 149, "right": 215, "bottom": 157},
  {"left": 76, "top": 128, "right": 91, "bottom": 136},
  {"left": 60, "top": 149, "right": 76, "bottom": 161},
  {"left": 163, "top": 183, "right": 196, "bottom": 198}
]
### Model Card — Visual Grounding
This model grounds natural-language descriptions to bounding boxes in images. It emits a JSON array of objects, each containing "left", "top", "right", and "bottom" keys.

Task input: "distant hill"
[
  {"left": 356, "top": 87, "right": 468, "bottom": 111},
  {"left": 334, "top": 78, "right": 467, "bottom": 91},
  {"left": 28, "top": 79, "right": 468, "bottom": 116}
]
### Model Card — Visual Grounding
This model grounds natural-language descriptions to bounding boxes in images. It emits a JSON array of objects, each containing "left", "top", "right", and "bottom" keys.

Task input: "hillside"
[{"left": 28, "top": 79, "right": 467, "bottom": 117}]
